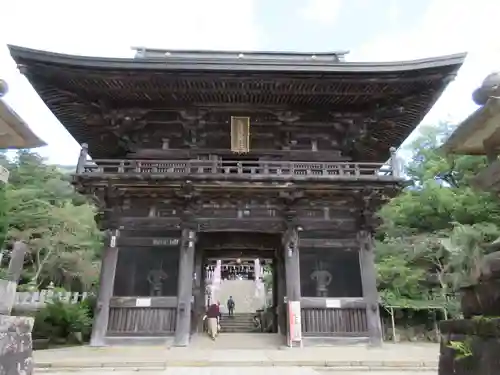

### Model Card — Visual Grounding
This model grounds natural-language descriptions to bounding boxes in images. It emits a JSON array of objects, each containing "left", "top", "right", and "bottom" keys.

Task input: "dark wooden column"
[
  {"left": 283, "top": 225, "right": 301, "bottom": 342},
  {"left": 173, "top": 228, "right": 196, "bottom": 346},
  {"left": 276, "top": 248, "right": 287, "bottom": 335},
  {"left": 192, "top": 245, "right": 204, "bottom": 334},
  {"left": 272, "top": 257, "right": 279, "bottom": 333},
  {"left": 358, "top": 229, "right": 383, "bottom": 346},
  {"left": 283, "top": 226, "right": 301, "bottom": 302},
  {"left": 90, "top": 229, "right": 120, "bottom": 347}
]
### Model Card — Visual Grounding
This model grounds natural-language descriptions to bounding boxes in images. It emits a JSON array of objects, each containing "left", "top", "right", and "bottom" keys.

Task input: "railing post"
[
  {"left": 389, "top": 147, "right": 400, "bottom": 177},
  {"left": 76, "top": 143, "right": 88, "bottom": 174}
]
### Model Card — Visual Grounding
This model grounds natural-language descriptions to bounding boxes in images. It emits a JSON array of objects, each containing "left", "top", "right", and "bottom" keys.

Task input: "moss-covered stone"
[
  {"left": 460, "top": 280, "right": 500, "bottom": 318},
  {"left": 439, "top": 330, "right": 500, "bottom": 375}
]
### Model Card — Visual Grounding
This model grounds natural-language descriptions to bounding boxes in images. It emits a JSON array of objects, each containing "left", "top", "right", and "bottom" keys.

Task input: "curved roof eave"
[
  {"left": 0, "top": 98, "right": 46, "bottom": 149},
  {"left": 8, "top": 45, "right": 467, "bottom": 74}
]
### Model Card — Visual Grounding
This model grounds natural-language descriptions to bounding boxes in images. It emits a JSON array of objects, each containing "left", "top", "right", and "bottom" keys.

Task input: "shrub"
[
  {"left": 80, "top": 293, "right": 97, "bottom": 320},
  {"left": 33, "top": 298, "right": 92, "bottom": 343}
]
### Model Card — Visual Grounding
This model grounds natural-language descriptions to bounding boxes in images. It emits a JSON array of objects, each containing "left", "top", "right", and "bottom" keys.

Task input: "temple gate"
[{"left": 8, "top": 45, "right": 465, "bottom": 346}]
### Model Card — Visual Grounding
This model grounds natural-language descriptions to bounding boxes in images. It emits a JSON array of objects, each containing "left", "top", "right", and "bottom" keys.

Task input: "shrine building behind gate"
[{"left": 8, "top": 45, "right": 465, "bottom": 346}]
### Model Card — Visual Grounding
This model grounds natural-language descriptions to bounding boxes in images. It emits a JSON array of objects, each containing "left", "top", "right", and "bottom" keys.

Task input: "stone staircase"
[
  {"left": 212, "top": 279, "right": 266, "bottom": 313},
  {"left": 219, "top": 313, "right": 257, "bottom": 333}
]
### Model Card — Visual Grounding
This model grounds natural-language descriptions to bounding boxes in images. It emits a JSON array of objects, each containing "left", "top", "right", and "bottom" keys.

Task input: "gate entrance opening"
[{"left": 194, "top": 232, "right": 284, "bottom": 336}]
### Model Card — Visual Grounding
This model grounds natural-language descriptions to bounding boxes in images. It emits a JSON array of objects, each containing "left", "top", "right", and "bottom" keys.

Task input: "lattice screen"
[{"left": 230, "top": 116, "right": 250, "bottom": 153}]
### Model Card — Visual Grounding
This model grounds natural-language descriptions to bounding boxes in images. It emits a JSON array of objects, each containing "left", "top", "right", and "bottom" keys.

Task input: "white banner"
[
  {"left": 326, "top": 299, "right": 341, "bottom": 308},
  {"left": 288, "top": 301, "right": 302, "bottom": 344},
  {"left": 135, "top": 298, "right": 151, "bottom": 307}
]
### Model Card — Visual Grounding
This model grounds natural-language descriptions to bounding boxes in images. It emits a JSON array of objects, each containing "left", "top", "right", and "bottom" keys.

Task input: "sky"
[{"left": 0, "top": 0, "right": 499, "bottom": 165}]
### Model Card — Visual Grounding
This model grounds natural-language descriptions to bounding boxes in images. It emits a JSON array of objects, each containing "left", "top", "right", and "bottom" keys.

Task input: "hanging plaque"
[{"left": 230, "top": 116, "right": 250, "bottom": 153}]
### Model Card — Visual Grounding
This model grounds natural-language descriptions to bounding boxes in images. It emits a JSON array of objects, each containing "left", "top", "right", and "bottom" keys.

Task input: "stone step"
[
  {"left": 212, "top": 279, "right": 266, "bottom": 313},
  {"left": 221, "top": 321, "right": 256, "bottom": 326},
  {"left": 220, "top": 327, "right": 260, "bottom": 333},
  {"left": 221, "top": 320, "right": 255, "bottom": 325},
  {"left": 221, "top": 316, "right": 255, "bottom": 321}
]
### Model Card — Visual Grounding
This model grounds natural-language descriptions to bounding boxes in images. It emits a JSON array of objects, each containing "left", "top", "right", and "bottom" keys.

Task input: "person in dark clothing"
[
  {"left": 227, "top": 296, "right": 235, "bottom": 316},
  {"left": 206, "top": 302, "right": 221, "bottom": 340}
]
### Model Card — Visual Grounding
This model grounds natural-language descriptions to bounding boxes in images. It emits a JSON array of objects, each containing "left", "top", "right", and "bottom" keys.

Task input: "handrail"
[{"left": 76, "top": 159, "right": 400, "bottom": 179}]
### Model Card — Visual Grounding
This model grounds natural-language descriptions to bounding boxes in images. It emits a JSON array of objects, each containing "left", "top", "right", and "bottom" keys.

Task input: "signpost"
[{"left": 288, "top": 300, "right": 303, "bottom": 347}]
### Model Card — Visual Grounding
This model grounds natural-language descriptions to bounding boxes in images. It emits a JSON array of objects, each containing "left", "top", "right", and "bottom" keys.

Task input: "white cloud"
[
  {"left": 0, "top": 0, "right": 260, "bottom": 164},
  {"left": 299, "top": 0, "right": 343, "bottom": 27},
  {"left": 351, "top": 0, "right": 500, "bottom": 137}
]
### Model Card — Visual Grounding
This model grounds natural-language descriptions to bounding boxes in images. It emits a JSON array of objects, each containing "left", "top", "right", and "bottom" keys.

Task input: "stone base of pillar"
[{"left": 0, "top": 315, "right": 35, "bottom": 375}]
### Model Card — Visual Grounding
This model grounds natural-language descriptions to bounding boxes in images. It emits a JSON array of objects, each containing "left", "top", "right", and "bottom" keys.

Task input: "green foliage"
[
  {"left": 376, "top": 123, "right": 500, "bottom": 312},
  {"left": 0, "top": 184, "right": 8, "bottom": 249},
  {"left": 33, "top": 299, "right": 93, "bottom": 341},
  {"left": 0, "top": 150, "right": 102, "bottom": 290},
  {"left": 262, "top": 264, "right": 273, "bottom": 292},
  {"left": 448, "top": 339, "right": 473, "bottom": 360}
]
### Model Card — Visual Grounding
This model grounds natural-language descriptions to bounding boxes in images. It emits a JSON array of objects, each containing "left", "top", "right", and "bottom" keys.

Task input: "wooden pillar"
[
  {"left": 272, "top": 258, "right": 279, "bottom": 333},
  {"left": 283, "top": 226, "right": 301, "bottom": 344},
  {"left": 90, "top": 230, "right": 119, "bottom": 347},
  {"left": 358, "top": 229, "right": 383, "bottom": 346},
  {"left": 283, "top": 227, "right": 301, "bottom": 302},
  {"left": 192, "top": 245, "right": 204, "bottom": 334},
  {"left": 276, "top": 250, "right": 287, "bottom": 335},
  {"left": 173, "top": 228, "right": 196, "bottom": 347}
]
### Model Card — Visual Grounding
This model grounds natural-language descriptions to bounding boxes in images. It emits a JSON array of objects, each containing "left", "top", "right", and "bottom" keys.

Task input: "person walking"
[
  {"left": 205, "top": 301, "right": 221, "bottom": 340},
  {"left": 227, "top": 296, "right": 235, "bottom": 316}
]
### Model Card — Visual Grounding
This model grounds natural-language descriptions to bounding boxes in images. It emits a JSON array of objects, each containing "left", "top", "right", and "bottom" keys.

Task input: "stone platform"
[
  {"left": 34, "top": 334, "right": 439, "bottom": 372},
  {"left": 0, "top": 314, "right": 34, "bottom": 375},
  {"left": 37, "top": 368, "right": 438, "bottom": 375}
]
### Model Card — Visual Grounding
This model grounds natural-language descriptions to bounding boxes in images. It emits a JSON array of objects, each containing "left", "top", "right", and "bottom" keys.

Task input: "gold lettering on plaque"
[{"left": 231, "top": 116, "right": 250, "bottom": 153}]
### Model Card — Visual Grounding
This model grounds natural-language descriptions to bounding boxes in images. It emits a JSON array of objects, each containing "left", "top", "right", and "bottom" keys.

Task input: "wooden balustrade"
[
  {"left": 301, "top": 307, "right": 368, "bottom": 337},
  {"left": 78, "top": 159, "right": 399, "bottom": 180},
  {"left": 107, "top": 297, "right": 177, "bottom": 336}
]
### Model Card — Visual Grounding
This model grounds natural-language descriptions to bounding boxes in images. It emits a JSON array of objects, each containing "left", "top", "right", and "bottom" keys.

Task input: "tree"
[
  {"left": 376, "top": 123, "right": 500, "bottom": 311},
  {"left": 2, "top": 150, "right": 102, "bottom": 290}
]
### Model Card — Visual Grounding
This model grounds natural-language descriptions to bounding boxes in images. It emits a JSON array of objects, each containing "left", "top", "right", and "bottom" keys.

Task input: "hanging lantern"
[{"left": 231, "top": 116, "right": 250, "bottom": 153}]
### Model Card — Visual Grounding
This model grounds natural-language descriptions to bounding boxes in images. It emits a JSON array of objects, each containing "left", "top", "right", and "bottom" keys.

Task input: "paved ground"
[
  {"left": 35, "top": 340, "right": 439, "bottom": 364},
  {"left": 34, "top": 334, "right": 439, "bottom": 372},
  {"left": 37, "top": 369, "right": 437, "bottom": 375}
]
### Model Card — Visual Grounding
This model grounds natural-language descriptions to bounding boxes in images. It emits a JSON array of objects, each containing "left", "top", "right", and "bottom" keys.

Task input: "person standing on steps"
[{"left": 227, "top": 296, "right": 235, "bottom": 316}]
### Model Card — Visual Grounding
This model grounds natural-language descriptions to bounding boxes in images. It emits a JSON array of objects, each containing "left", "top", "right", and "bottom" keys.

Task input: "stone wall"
[
  {"left": 439, "top": 251, "right": 500, "bottom": 375},
  {"left": 0, "top": 315, "right": 34, "bottom": 375}
]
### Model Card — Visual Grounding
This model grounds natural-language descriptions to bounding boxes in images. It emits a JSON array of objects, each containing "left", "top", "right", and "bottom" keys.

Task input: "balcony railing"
[{"left": 75, "top": 158, "right": 401, "bottom": 181}]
